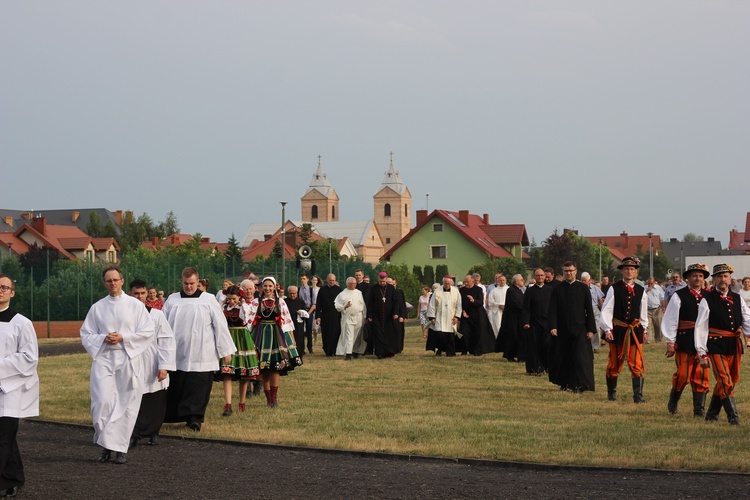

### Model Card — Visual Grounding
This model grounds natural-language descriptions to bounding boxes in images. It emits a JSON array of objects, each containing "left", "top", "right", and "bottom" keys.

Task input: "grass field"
[{"left": 37, "top": 326, "right": 750, "bottom": 472}]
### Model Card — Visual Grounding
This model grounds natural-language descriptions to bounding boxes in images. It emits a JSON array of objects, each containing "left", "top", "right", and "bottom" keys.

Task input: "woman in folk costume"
[
  {"left": 245, "top": 277, "right": 303, "bottom": 407},
  {"left": 217, "top": 285, "right": 259, "bottom": 416}
]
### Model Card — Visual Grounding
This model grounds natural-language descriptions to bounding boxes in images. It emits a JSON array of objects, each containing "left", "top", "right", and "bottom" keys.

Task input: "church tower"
[
  {"left": 301, "top": 157, "right": 339, "bottom": 222},
  {"left": 373, "top": 154, "right": 411, "bottom": 252}
]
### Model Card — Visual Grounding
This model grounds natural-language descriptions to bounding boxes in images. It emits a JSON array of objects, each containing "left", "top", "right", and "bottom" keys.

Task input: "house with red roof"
[
  {"left": 381, "top": 209, "right": 529, "bottom": 277},
  {"left": 141, "top": 234, "right": 228, "bottom": 255},
  {"left": 584, "top": 231, "right": 663, "bottom": 267},
  {"left": 0, "top": 216, "right": 119, "bottom": 262},
  {"left": 728, "top": 212, "right": 750, "bottom": 253}
]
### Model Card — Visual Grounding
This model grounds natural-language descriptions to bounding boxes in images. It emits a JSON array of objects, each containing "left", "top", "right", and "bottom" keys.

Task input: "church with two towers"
[{"left": 242, "top": 157, "right": 412, "bottom": 265}]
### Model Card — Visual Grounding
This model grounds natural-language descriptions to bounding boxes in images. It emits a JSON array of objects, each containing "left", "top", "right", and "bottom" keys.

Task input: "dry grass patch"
[{"left": 38, "top": 327, "right": 750, "bottom": 471}]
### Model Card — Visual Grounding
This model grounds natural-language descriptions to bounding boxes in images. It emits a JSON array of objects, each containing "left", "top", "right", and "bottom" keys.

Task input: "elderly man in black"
[
  {"left": 498, "top": 274, "right": 525, "bottom": 362},
  {"left": 315, "top": 274, "right": 342, "bottom": 357},
  {"left": 366, "top": 272, "right": 399, "bottom": 358}
]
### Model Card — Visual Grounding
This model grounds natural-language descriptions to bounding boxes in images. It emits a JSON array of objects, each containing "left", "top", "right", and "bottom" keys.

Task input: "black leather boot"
[
  {"left": 632, "top": 377, "right": 646, "bottom": 403},
  {"left": 606, "top": 377, "right": 617, "bottom": 401},
  {"left": 667, "top": 388, "right": 682, "bottom": 414},
  {"left": 722, "top": 396, "right": 740, "bottom": 426},
  {"left": 705, "top": 394, "right": 722, "bottom": 421},
  {"left": 692, "top": 391, "right": 706, "bottom": 418}
]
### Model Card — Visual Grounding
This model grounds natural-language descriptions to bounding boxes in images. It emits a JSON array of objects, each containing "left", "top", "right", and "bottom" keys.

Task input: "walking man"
[
  {"left": 80, "top": 266, "right": 154, "bottom": 464},
  {"left": 0, "top": 274, "right": 39, "bottom": 495}
]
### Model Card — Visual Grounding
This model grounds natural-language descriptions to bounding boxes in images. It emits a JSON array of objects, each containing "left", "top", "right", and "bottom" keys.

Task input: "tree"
[
  {"left": 423, "top": 265, "right": 435, "bottom": 286},
  {"left": 436, "top": 264, "right": 449, "bottom": 280},
  {"left": 85, "top": 212, "right": 103, "bottom": 237},
  {"left": 18, "top": 244, "right": 63, "bottom": 285},
  {"left": 224, "top": 233, "right": 244, "bottom": 277},
  {"left": 383, "top": 263, "right": 421, "bottom": 317},
  {"left": 412, "top": 265, "right": 424, "bottom": 285},
  {"left": 299, "top": 223, "right": 314, "bottom": 244},
  {"left": 683, "top": 233, "right": 704, "bottom": 243},
  {"left": 538, "top": 229, "right": 612, "bottom": 280},
  {"left": 468, "top": 257, "right": 528, "bottom": 283},
  {"left": 158, "top": 211, "right": 180, "bottom": 237},
  {"left": 271, "top": 240, "right": 283, "bottom": 260}
]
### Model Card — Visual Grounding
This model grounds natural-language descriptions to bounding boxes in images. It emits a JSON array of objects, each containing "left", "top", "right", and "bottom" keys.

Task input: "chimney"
[
  {"left": 416, "top": 210, "right": 427, "bottom": 226},
  {"left": 72, "top": 211, "right": 80, "bottom": 222},
  {"left": 22, "top": 212, "right": 32, "bottom": 220},
  {"left": 3, "top": 216, "right": 12, "bottom": 227},
  {"left": 458, "top": 210, "right": 470, "bottom": 225},
  {"left": 264, "top": 234, "right": 272, "bottom": 241},
  {"left": 31, "top": 216, "right": 46, "bottom": 235},
  {"left": 482, "top": 213, "right": 490, "bottom": 225},
  {"left": 670, "top": 238, "right": 677, "bottom": 242},
  {"left": 707, "top": 237, "right": 714, "bottom": 242},
  {"left": 152, "top": 237, "right": 159, "bottom": 246},
  {"left": 113, "top": 210, "right": 123, "bottom": 225}
]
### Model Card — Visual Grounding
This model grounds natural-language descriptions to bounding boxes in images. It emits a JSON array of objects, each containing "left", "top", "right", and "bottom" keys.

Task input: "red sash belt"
[
  {"left": 708, "top": 327, "right": 744, "bottom": 355},
  {"left": 613, "top": 318, "right": 641, "bottom": 362},
  {"left": 677, "top": 320, "right": 695, "bottom": 330}
]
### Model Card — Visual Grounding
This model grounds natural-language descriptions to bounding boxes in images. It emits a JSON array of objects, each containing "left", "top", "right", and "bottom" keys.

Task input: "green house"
[{"left": 382, "top": 209, "right": 529, "bottom": 278}]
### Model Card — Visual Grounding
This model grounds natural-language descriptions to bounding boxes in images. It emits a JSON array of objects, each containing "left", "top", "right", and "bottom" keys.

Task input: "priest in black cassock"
[
  {"left": 497, "top": 274, "right": 525, "bottom": 361},
  {"left": 366, "top": 272, "right": 399, "bottom": 358},
  {"left": 459, "top": 275, "right": 494, "bottom": 355},
  {"left": 315, "top": 274, "right": 342, "bottom": 357},
  {"left": 521, "top": 269, "right": 552, "bottom": 375},
  {"left": 547, "top": 261, "right": 597, "bottom": 393}
]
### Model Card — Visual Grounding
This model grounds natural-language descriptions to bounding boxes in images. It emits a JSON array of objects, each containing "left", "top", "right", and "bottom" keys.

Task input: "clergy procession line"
[{"left": 1, "top": 256, "right": 749, "bottom": 494}]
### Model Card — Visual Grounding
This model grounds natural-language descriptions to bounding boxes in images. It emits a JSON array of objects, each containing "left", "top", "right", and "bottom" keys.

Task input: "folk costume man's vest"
[
  {"left": 675, "top": 286, "right": 702, "bottom": 354},
  {"left": 704, "top": 289, "right": 744, "bottom": 355},
  {"left": 611, "top": 280, "right": 645, "bottom": 345}
]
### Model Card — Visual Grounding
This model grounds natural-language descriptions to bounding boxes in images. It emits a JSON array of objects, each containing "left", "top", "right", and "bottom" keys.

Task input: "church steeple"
[
  {"left": 301, "top": 156, "right": 339, "bottom": 222},
  {"left": 373, "top": 153, "right": 411, "bottom": 252}
]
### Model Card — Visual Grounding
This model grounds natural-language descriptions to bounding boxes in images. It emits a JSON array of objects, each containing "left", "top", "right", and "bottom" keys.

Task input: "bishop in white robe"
[{"left": 334, "top": 279, "right": 365, "bottom": 357}]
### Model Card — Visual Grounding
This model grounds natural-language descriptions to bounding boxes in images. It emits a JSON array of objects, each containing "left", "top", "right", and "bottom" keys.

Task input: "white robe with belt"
[
  {"left": 487, "top": 285, "right": 508, "bottom": 338},
  {"left": 334, "top": 288, "right": 365, "bottom": 355},
  {"left": 427, "top": 287, "right": 462, "bottom": 333},
  {"left": 80, "top": 293, "right": 154, "bottom": 453}
]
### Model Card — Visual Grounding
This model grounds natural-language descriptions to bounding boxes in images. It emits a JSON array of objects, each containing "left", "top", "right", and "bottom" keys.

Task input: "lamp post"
[
  {"left": 598, "top": 239, "right": 603, "bottom": 282},
  {"left": 647, "top": 232, "right": 654, "bottom": 279},
  {"left": 280, "top": 201, "right": 287, "bottom": 288},
  {"left": 328, "top": 237, "right": 333, "bottom": 274}
]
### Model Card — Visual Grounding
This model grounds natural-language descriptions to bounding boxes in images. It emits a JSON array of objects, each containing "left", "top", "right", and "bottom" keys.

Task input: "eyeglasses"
[
  {"left": 0, "top": 285, "right": 13, "bottom": 292},
  {"left": 104, "top": 279, "right": 122, "bottom": 284}
]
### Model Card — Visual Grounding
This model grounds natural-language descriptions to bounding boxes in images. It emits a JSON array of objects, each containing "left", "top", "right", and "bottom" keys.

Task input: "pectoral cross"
[{"left": 382, "top": 296, "right": 386, "bottom": 303}]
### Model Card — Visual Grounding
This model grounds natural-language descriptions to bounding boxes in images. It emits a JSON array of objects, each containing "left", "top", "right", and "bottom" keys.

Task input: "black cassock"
[
  {"left": 316, "top": 284, "right": 342, "bottom": 357},
  {"left": 366, "top": 284, "right": 399, "bottom": 357},
  {"left": 458, "top": 285, "right": 494, "bottom": 355},
  {"left": 394, "top": 288, "right": 407, "bottom": 353},
  {"left": 285, "top": 296, "right": 308, "bottom": 357},
  {"left": 520, "top": 284, "right": 552, "bottom": 375},
  {"left": 548, "top": 280, "right": 597, "bottom": 391},
  {"left": 497, "top": 284, "right": 524, "bottom": 361}
]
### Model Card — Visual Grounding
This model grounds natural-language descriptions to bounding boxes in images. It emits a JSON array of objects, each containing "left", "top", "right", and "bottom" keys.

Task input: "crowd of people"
[{"left": 1, "top": 257, "right": 749, "bottom": 488}]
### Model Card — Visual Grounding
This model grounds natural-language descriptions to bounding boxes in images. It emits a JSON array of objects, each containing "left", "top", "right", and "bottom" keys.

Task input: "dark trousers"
[
  {"left": 133, "top": 389, "right": 167, "bottom": 439},
  {"left": 293, "top": 323, "right": 308, "bottom": 356},
  {"left": 0, "top": 417, "right": 24, "bottom": 490},
  {"left": 164, "top": 371, "right": 214, "bottom": 425}
]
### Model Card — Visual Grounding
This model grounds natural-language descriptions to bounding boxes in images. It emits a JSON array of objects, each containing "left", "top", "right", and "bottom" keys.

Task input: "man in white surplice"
[
  {"left": 427, "top": 276, "right": 462, "bottom": 356},
  {"left": 80, "top": 266, "right": 154, "bottom": 465},
  {"left": 486, "top": 275, "right": 509, "bottom": 338},
  {"left": 335, "top": 277, "right": 366, "bottom": 359}
]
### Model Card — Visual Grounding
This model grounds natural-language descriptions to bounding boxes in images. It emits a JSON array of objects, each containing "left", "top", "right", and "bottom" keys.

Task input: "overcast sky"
[{"left": 2, "top": 1, "right": 748, "bottom": 246}]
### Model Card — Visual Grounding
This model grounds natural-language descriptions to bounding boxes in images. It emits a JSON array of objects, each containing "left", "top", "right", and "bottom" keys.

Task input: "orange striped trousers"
[
  {"left": 606, "top": 336, "right": 645, "bottom": 378},
  {"left": 708, "top": 353, "right": 741, "bottom": 399},
  {"left": 672, "top": 351, "right": 710, "bottom": 393}
]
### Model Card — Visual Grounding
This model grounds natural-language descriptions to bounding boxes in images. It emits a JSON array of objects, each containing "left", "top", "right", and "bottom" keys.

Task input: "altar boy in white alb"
[
  {"left": 80, "top": 267, "right": 154, "bottom": 464},
  {"left": 0, "top": 274, "right": 39, "bottom": 497}
]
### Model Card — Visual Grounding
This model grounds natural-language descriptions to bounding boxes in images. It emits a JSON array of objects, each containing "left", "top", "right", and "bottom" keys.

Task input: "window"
[
  {"left": 433, "top": 223, "right": 443, "bottom": 232},
  {"left": 405, "top": 204, "right": 408, "bottom": 216},
  {"left": 386, "top": 237, "right": 391, "bottom": 244},
  {"left": 311, "top": 205, "right": 318, "bottom": 219},
  {"left": 331, "top": 206, "right": 336, "bottom": 219},
  {"left": 431, "top": 245, "right": 447, "bottom": 259},
  {"left": 384, "top": 203, "right": 391, "bottom": 217}
]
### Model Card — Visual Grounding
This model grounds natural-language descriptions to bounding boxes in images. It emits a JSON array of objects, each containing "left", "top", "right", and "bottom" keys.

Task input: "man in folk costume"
[
  {"left": 334, "top": 277, "right": 366, "bottom": 359},
  {"left": 694, "top": 264, "right": 750, "bottom": 425},
  {"left": 366, "top": 272, "right": 400, "bottom": 358},
  {"left": 427, "top": 276, "right": 462, "bottom": 357},
  {"left": 162, "top": 267, "right": 235, "bottom": 432},
  {"left": 0, "top": 274, "right": 39, "bottom": 497},
  {"left": 600, "top": 256, "right": 649, "bottom": 403},
  {"left": 80, "top": 267, "right": 155, "bottom": 464},
  {"left": 661, "top": 264, "right": 711, "bottom": 417},
  {"left": 128, "top": 280, "right": 176, "bottom": 447}
]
